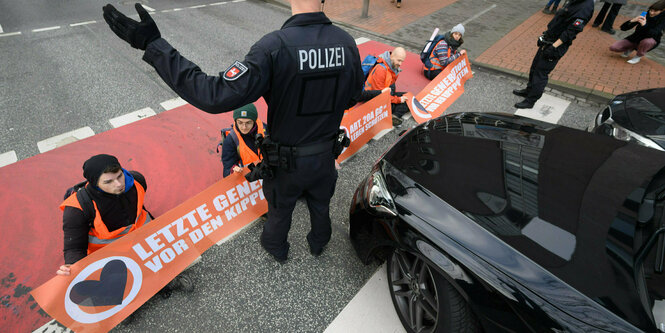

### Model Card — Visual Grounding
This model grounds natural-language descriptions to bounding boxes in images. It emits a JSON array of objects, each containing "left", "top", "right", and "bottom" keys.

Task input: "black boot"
[
  {"left": 512, "top": 88, "right": 529, "bottom": 97},
  {"left": 515, "top": 100, "right": 535, "bottom": 109}
]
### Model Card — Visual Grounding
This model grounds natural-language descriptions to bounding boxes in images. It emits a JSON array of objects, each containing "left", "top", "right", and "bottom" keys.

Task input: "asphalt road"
[{"left": 1, "top": 1, "right": 605, "bottom": 332}]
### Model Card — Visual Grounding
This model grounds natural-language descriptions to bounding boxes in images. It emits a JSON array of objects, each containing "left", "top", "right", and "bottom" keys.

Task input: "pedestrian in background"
[
  {"left": 543, "top": 0, "right": 562, "bottom": 14},
  {"left": 609, "top": 0, "right": 665, "bottom": 64},
  {"left": 391, "top": 0, "right": 402, "bottom": 8},
  {"left": 592, "top": 0, "right": 626, "bottom": 35},
  {"left": 513, "top": 0, "right": 594, "bottom": 109}
]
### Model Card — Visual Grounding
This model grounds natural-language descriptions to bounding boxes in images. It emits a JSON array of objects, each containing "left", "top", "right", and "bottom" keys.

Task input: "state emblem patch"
[{"left": 224, "top": 61, "right": 248, "bottom": 81}]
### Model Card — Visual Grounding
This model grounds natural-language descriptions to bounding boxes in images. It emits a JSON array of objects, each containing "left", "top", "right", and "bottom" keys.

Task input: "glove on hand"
[
  {"left": 542, "top": 45, "right": 559, "bottom": 60},
  {"left": 103, "top": 3, "right": 161, "bottom": 50}
]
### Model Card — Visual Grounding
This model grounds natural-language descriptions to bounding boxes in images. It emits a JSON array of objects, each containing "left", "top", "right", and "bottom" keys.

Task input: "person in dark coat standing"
[
  {"left": 609, "top": 0, "right": 665, "bottom": 64},
  {"left": 592, "top": 0, "right": 627, "bottom": 34},
  {"left": 101, "top": 0, "right": 364, "bottom": 263},
  {"left": 513, "top": 0, "right": 594, "bottom": 109}
]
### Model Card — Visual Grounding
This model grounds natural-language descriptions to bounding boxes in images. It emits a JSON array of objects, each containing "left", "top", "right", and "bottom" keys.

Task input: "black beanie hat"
[{"left": 83, "top": 154, "right": 121, "bottom": 186}]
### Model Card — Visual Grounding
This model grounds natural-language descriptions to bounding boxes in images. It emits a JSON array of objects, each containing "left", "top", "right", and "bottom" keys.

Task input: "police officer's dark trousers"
[
  {"left": 260, "top": 151, "right": 338, "bottom": 259},
  {"left": 525, "top": 44, "right": 569, "bottom": 103}
]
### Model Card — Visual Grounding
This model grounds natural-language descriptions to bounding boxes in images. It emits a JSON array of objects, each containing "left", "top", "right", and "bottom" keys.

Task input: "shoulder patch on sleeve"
[
  {"left": 223, "top": 61, "right": 248, "bottom": 81},
  {"left": 573, "top": 18, "right": 585, "bottom": 26}
]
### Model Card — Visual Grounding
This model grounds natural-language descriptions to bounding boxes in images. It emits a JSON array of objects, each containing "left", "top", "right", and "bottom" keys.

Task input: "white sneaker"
[
  {"left": 627, "top": 56, "right": 642, "bottom": 64},
  {"left": 621, "top": 50, "right": 631, "bottom": 58}
]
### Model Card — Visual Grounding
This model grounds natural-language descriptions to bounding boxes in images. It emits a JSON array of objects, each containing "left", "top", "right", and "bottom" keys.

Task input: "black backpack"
[
  {"left": 63, "top": 181, "right": 95, "bottom": 224},
  {"left": 420, "top": 34, "right": 446, "bottom": 68}
]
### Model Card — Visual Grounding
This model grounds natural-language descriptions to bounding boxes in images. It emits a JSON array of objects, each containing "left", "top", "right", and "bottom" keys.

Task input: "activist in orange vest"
[
  {"left": 360, "top": 47, "right": 409, "bottom": 126},
  {"left": 57, "top": 155, "right": 150, "bottom": 276},
  {"left": 222, "top": 103, "right": 266, "bottom": 177},
  {"left": 423, "top": 24, "right": 467, "bottom": 80}
]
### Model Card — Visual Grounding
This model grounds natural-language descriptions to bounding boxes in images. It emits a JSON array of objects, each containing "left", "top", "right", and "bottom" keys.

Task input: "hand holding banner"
[
  {"left": 407, "top": 53, "right": 473, "bottom": 123},
  {"left": 31, "top": 172, "right": 267, "bottom": 332}
]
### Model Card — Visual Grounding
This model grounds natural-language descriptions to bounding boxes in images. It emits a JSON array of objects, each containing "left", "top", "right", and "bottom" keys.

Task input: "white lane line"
[
  {"left": 0, "top": 151, "right": 18, "bottom": 168},
  {"left": 0, "top": 31, "right": 21, "bottom": 37},
  {"left": 0, "top": 24, "right": 3, "bottom": 33},
  {"left": 160, "top": 97, "right": 188, "bottom": 110},
  {"left": 32, "top": 319, "right": 71, "bottom": 333},
  {"left": 70, "top": 21, "right": 96, "bottom": 27},
  {"left": 514, "top": 93, "right": 569, "bottom": 124},
  {"left": 141, "top": 4, "right": 156, "bottom": 12},
  {"left": 109, "top": 107, "right": 156, "bottom": 128},
  {"left": 172, "top": 8, "right": 183, "bottom": 11},
  {"left": 324, "top": 263, "right": 406, "bottom": 333},
  {"left": 209, "top": 1, "right": 227, "bottom": 5},
  {"left": 462, "top": 4, "right": 497, "bottom": 25},
  {"left": 37, "top": 127, "right": 95, "bottom": 153},
  {"left": 32, "top": 26, "right": 61, "bottom": 32},
  {"left": 189, "top": 4, "right": 207, "bottom": 9},
  {"left": 355, "top": 37, "right": 371, "bottom": 45},
  {"left": 161, "top": 9, "right": 175, "bottom": 12},
  {"left": 231, "top": 0, "right": 245, "bottom": 3}
]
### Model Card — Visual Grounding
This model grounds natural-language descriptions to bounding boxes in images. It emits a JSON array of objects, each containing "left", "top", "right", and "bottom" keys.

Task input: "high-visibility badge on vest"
[{"left": 224, "top": 61, "right": 248, "bottom": 81}]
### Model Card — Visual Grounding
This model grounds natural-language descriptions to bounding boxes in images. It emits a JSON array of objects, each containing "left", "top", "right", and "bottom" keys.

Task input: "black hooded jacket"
[{"left": 620, "top": 11, "right": 665, "bottom": 49}]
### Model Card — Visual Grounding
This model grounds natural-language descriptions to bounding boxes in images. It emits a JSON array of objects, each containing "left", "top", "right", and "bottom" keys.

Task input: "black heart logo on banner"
[{"left": 69, "top": 259, "right": 128, "bottom": 307}]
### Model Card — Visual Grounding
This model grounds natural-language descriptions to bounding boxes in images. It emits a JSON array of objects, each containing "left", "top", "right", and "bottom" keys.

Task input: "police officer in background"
[
  {"left": 513, "top": 0, "right": 594, "bottom": 109},
  {"left": 102, "top": 0, "right": 364, "bottom": 263}
]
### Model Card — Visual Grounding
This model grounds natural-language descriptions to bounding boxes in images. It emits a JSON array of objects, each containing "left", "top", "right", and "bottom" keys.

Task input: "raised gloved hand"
[
  {"left": 542, "top": 45, "right": 559, "bottom": 61},
  {"left": 102, "top": 3, "right": 161, "bottom": 50}
]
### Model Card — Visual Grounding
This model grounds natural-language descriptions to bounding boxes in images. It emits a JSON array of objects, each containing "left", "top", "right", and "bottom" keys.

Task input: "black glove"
[
  {"left": 537, "top": 36, "right": 544, "bottom": 47},
  {"left": 542, "top": 45, "right": 559, "bottom": 60},
  {"left": 102, "top": 3, "right": 161, "bottom": 50}
]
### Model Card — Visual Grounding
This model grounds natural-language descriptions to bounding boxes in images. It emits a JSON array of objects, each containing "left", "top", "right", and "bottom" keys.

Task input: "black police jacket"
[
  {"left": 543, "top": 0, "right": 594, "bottom": 45},
  {"left": 143, "top": 12, "right": 365, "bottom": 147}
]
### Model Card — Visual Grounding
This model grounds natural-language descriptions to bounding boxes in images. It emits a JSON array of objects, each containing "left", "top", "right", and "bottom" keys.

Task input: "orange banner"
[
  {"left": 30, "top": 172, "right": 267, "bottom": 332},
  {"left": 407, "top": 53, "right": 473, "bottom": 123},
  {"left": 337, "top": 91, "right": 392, "bottom": 162}
]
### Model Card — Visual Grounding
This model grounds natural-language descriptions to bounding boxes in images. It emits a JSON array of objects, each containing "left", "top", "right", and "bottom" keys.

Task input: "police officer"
[
  {"left": 102, "top": 1, "right": 364, "bottom": 263},
  {"left": 513, "top": 0, "right": 594, "bottom": 109}
]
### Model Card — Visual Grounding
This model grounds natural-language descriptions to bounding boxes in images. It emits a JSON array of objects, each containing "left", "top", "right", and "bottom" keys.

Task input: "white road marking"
[
  {"left": 0, "top": 24, "right": 3, "bottom": 33},
  {"left": 0, "top": 31, "right": 21, "bottom": 37},
  {"left": 160, "top": 97, "right": 188, "bottom": 110},
  {"left": 324, "top": 263, "right": 406, "bottom": 333},
  {"left": 161, "top": 9, "right": 175, "bottom": 12},
  {"left": 173, "top": 8, "right": 183, "bottom": 11},
  {"left": 232, "top": 0, "right": 245, "bottom": 2},
  {"left": 0, "top": 151, "right": 18, "bottom": 168},
  {"left": 70, "top": 21, "right": 96, "bottom": 27},
  {"left": 32, "top": 26, "right": 61, "bottom": 32},
  {"left": 189, "top": 5, "right": 207, "bottom": 9},
  {"left": 109, "top": 107, "right": 156, "bottom": 128},
  {"left": 141, "top": 4, "right": 156, "bottom": 12},
  {"left": 515, "top": 93, "right": 569, "bottom": 124},
  {"left": 37, "top": 127, "right": 95, "bottom": 153},
  {"left": 209, "top": 1, "right": 227, "bottom": 5},
  {"left": 355, "top": 37, "right": 371, "bottom": 45},
  {"left": 373, "top": 128, "right": 393, "bottom": 141},
  {"left": 32, "top": 319, "right": 71, "bottom": 333},
  {"left": 462, "top": 4, "right": 497, "bottom": 25}
]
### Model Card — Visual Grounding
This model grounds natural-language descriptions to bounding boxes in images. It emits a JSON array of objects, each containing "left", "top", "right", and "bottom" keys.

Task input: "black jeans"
[{"left": 593, "top": 2, "right": 622, "bottom": 30}]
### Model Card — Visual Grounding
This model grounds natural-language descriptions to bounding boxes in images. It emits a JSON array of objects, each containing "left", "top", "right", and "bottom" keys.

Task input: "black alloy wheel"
[{"left": 387, "top": 248, "right": 478, "bottom": 333}]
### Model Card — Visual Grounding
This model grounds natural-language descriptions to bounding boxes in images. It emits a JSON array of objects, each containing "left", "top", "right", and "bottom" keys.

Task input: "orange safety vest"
[
  {"left": 424, "top": 40, "right": 452, "bottom": 71},
  {"left": 231, "top": 120, "right": 266, "bottom": 166},
  {"left": 363, "top": 58, "right": 397, "bottom": 91},
  {"left": 60, "top": 180, "right": 149, "bottom": 254}
]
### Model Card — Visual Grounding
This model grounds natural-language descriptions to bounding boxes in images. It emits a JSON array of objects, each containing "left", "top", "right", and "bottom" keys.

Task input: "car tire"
[{"left": 387, "top": 248, "right": 479, "bottom": 333}]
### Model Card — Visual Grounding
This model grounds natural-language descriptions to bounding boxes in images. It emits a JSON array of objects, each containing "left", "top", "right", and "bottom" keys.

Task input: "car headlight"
[{"left": 365, "top": 169, "right": 397, "bottom": 217}]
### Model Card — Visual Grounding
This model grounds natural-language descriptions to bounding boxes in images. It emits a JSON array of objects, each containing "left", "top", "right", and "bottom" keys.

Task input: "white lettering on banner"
[
  {"left": 135, "top": 180, "right": 265, "bottom": 273},
  {"left": 298, "top": 46, "right": 345, "bottom": 71},
  {"left": 347, "top": 105, "right": 389, "bottom": 142}
]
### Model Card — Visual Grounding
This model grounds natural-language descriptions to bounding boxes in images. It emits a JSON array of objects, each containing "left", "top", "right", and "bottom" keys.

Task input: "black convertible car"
[{"left": 350, "top": 112, "right": 665, "bottom": 332}]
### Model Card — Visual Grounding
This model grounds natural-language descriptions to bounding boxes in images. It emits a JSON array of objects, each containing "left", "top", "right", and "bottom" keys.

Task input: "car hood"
[
  {"left": 612, "top": 88, "right": 665, "bottom": 136},
  {"left": 381, "top": 112, "right": 665, "bottom": 331}
]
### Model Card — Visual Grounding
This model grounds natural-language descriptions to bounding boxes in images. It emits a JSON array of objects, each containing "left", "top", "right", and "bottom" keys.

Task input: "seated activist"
[
  {"left": 221, "top": 103, "right": 266, "bottom": 178},
  {"left": 359, "top": 47, "right": 409, "bottom": 126},
  {"left": 423, "top": 24, "right": 467, "bottom": 80},
  {"left": 56, "top": 154, "right": 192, "bottom": 292}
]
